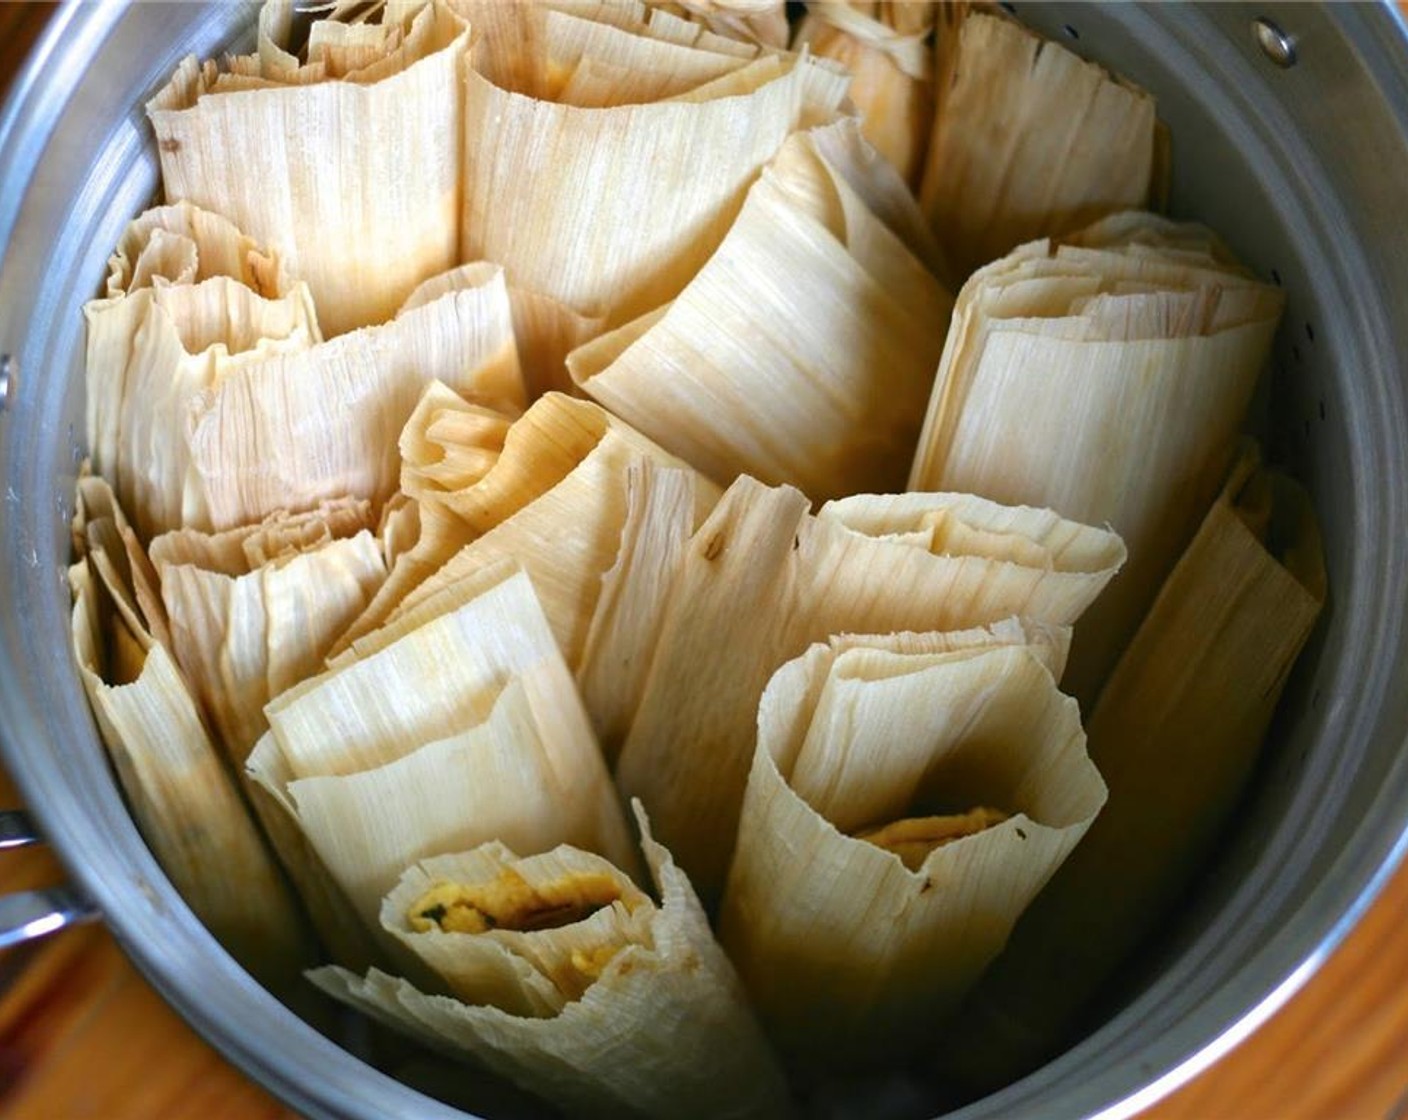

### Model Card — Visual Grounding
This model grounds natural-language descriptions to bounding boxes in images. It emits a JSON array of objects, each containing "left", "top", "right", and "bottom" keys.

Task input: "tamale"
[
  {"left": 908, "top": 215, "right": 1284, "bottom": 701},
  {"left": 569, "top": 120, "right": 953, "bottom": 501},
  {"left": 942, "top": 443, "right": 1325, "bottom": 1090},
  {"left": 918, "top": 11, "right": 1158, "bottom": 282},
  {"left": 148, "top": 0, "right": 470, "bottom": 336},
  {"left": 310, "top": 804, "right": 794, "bottom": 1120},
  {"left": 615, "top": 474, "right": 1124, "bottom": 901},
  {"left": 720, "top": 624, "right": 1104, "bottom": 1070}
]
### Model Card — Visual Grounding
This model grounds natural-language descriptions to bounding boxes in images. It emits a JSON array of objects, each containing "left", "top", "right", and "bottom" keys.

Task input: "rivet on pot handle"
[{"left": 0, "top": 809, "right": 100, "bottom": 948}]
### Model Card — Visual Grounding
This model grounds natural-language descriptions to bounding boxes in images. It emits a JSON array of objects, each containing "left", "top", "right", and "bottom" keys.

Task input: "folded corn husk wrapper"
[
  {"left": 918, "top": 11, "right": 1158, "bottom": 282},
  {"left": 943, "top": 444, "right": 1325, "bottom": 1090},
  {"left": 372, "top": 395, "right": 720, "bottom": 672},
  {"left": 148, "top": 0, "right": 470, "bottom": 336},
  {"left": 794, "top": 1, "right": 935, "bottom": 186},
  {"left": 186, "top": 263, "right": 525, "bottom": 532},
  {"left": 310, "top": 803, "right": 794, "bottom": 1120},
  {"left": 569, "top": 119, "right": 953, "bottom": 500},
  {"left": 68, "top": 478, "right": 314, "bottom": 987},
  {"left": 84, "top": 203, "right": 320, "bottom": 540},
  {"left": 720, "top": 623, "right": 1105, "bottom": 1070},
  {"left": 616, "top": 474, "right": 1125, "bottom": 900},
  {"left": 652, "top": 0, "right": 789, "bottom": 49},
  {"left": 247, "top": 558, "right": 637, "bottom": 941},
  {"left": 460, "top": 33, "right": 849, "bottom": 325},
  {"left": 909, "top": 213, "right": 1284, "bottom": 702}
]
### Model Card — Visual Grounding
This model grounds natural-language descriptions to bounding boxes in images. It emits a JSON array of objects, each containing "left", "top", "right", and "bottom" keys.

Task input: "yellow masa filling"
[
  {"left": 408, "top": 869, "right": 625, "bottom": 935},
  {"left": 856, "top": 807, "right": 1010, "bottom": 871}
]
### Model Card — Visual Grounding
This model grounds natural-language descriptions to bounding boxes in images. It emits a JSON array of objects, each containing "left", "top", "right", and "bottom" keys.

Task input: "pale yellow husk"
[
  {"left": 185, "top": 264, "right": 524, "bottom": 532},
  {"left": 246, "top": 559, "right": 636, "bottom": 937},
  {"left": 918, "top": 11, "right": 1158, "bottom": 281},
  {"left": 615, "top": 474, "right": 1124, "bottom": 900},
  {"left": 148, "top": 1, "right": 469, "bottom": 336},
  {"left": 569, "top": 118, "right": 953, "bottom": 501},
  {"left": 309, "top": 803, "right": 795, "bottom": 1120},
  {"left": 908, "top": 214, "right": 1284, "bottom": 702},
  {"left": 652, "top": 0, "right": 789, "bottom": 48},
  {"left": 719, "top": 625, "right": 1103, "bottom": 1069},
  {"left": 941, "top": 443, "right": 1325, "bottom": 1091},
  {"left": 793, "top": 1, "right": 935, "bottom": 186}
]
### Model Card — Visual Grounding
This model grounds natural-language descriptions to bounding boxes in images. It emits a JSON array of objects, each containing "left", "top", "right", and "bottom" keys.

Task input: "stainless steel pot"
[{"left": 2, "top": 3, "right": 1407, "bottom": 1118}]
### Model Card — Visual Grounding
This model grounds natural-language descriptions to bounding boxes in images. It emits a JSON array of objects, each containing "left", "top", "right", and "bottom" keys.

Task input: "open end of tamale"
[
  {"left": 855, "top": 807, "right": 1012, "bottom": 872},
  {"left": 408, "top": 869, "right": 628, "bottom": 935}
]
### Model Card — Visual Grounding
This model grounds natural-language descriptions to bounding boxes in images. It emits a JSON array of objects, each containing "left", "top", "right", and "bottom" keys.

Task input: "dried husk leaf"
[
  {"left": 398, "top": 380, "right": 516, "bottom": 504},
  {"left": 652, "top": 0, "right": 790, "bottom": 48},
  {"left": 185, "top": 266, "right": 524, "bottom": 531},
  {"left": 720, "top": 628, "right": 1103, "bottom": 1070},
  {"left": 460, "top": 49, "right": 849, "bottom": 325},
  {"left": 908, "top": 217, "right": 1284, "bottom": 701},
  {"left": 148, "top": 1, "right": 470, "bottom": 336},
  {"left": 570, "top": 120, "right": 952, "bottom": 500},
  {"left": 919, "top": 11, "right": 1158, "bottom": 281},
  {"left": 309, "top": 803, "right": 794, "bottom": 1120},
  {"left": 942, "top": 444, "right": 1326, "bottom": 1091},
  {"left": 615, "top": 475, "right": 1124, "bottom": 900}
]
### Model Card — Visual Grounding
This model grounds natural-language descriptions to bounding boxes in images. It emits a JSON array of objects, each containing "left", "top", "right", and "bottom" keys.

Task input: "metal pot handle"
[{"left": 0, "top": 808, "right": 99, "bottom": 948}]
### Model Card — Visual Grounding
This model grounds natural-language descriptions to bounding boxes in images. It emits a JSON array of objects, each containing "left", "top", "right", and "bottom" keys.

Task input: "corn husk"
[
  {"left": 383, "top": 395, "right": 720, "bottom": 670},
  {"left": 793, "top": 1, "right": 935, "bottom": 186},
  {"left": 651, "top": 0, "right": 789, "bottom": 48},
  {"left": 67, "top": 494, "right": 314, "bottom": 988},
  {"left": 908, "top": 214, "right": 1285, "bottom": 702},
  {"left": 918, "top": 11, "right": 1158, "bottom": 282},
  {"left": 942, "top": 444, "right": 1326, "bottom": 1090},
  {"left": 148, "top": 1, "right": 470, "bottom": 336},
  {"left": 569, "top": 119, "right": 952, "bottom": 500},
  {"left": 185, "top": 264, "right": 524, "bottom": 532},
  {"left": 149, "top": 501, "right": 386, "bottom": 766},
  {"left": 310, "top": 803, "right": 794, "bottom": 1120},
  {"left": 84, "top": 205, "right": 320, "bottom": 540},
  {"left": 719, "top": 624, "right": 1103, "bottom": 1070},
  {"left": 460, "top": 45, "right": 849, "bottom": 325},
  {"left": 247, "top": 559, "right": 637, "bottom": 937},
  {"left": 615, "top": 474, "right": 1125, "bottom": 900}
]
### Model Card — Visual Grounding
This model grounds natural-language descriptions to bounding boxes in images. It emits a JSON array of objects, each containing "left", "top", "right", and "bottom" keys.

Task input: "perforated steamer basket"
[{"left": 1, "top": 3, "right": 1406, "bottom": 1118}]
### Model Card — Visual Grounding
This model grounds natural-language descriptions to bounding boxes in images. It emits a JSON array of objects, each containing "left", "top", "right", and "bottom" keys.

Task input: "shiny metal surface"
[
  {"left": 0, "top": 3, "right": 1405, "bottom": 1120},
  {"left": 0, "top": 354, "right": 13, "bottom": 413},
  {"left": 1252, "top": 17, "right": 1298, "bottom": 69},
  {"left": 0, "top": 884, "right": 98, "bottom": 950},
  {"left": 0, "top": 807, "right": 40, "bottom": 849}
]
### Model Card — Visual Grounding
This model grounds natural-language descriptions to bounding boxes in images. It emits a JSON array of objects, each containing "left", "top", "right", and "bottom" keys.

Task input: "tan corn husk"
[
  {"left": 919, "top": 11, "right": 1158, "bottom": 282},
  {"left": 793, "top": 1, "right": 935, "bottom": 186},
  {"left": 652, "top": 0, "right": 789, "bottom": 48},
  {"left": 149, "top": 501, "right": 386, "bottom": 766},
  {"left": 84, "top": 205, "right": 319, "bottom": 540},
  {"left": 148, "top": 1, "right": 469, "bottom": 336},
  {"left": 719, "top": 624, "right": 1103, "bottom": 1070},
  {"left": 185, "top": 265, "right": 524, "bottom": 532},
  {"left": 310, "top": 803, "right": 795, "bottom": 1120},
  {"left": 68, "top": 522, "right": 314, "bottom": 989},
  {"left": 247, "top": 559, "right": 637, "bottom": 935},
  {"left": 384, "top": 395, "right": 720, "bottom": 670},
  {"left": 615, "top": 474, "right": 1125, "bottom": 901},
  {"left": 460, "top": 47, "right": 849, "bottom": 326},
  {"left": 942, "top": 443, "right": 1325, "bottom": 1091},
  {"left": 908, "top": 215, "right": 1284, "bottom": 702},
  {"left": 569, "top": 119, "right": 952, "bottom": 501}
]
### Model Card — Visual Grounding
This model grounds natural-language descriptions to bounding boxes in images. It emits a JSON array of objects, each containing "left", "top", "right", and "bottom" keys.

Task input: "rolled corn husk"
[
  {"left": 84, "top": 204, "right": 320, "bottom": 540},
  {"left": 185, "top": 264, "right": 524, "bottom": 532},
  {"left": 908, "top": 215, "right": 1284, "bottom": 702},
  {"left": 568, "top": 119, "right": 953, "bottom": 501},
  {"left": 793, "top": 1, "right": 935, "bottom": 186},
  {"left": 247, "top": 558, "right": 637, "bottom": 936},
  {"left": 382, "top": 395, "right": 720, "bottom": 670},
  {"left": 460, "top": 40, "right": 848, "bottom": 325},
  {"left": 719, "top": 622, "right": 1104, "bottom": 1070},
  {"left": 615, "top": 474, "right": 1125, "bottom": 900},
  {"left": 652, "top": 0, "right": 789, "bottom": 48},
  {"left": 148, "top": 0, "right": 470, "bottom": 336},
  {"left": 918, "top": 11, "right": 1158, "bottom": 282},
  {"left": 943, "top": 443, "right": 1325, "bottom": 1090},
  {"left": 149, "top": 501, "right": 386, "bottom": 766},
  {"left": 68, "top": 482, "right": 314, "bottom": 987},
  {"left": 310, "top": 803, "right": 794, "bottom": 1120}
]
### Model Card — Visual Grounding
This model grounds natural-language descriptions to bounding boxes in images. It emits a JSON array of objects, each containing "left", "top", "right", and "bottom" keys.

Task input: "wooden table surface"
[{"left": 4, "top": 4, "right": 1408, "bottom": 1118}]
